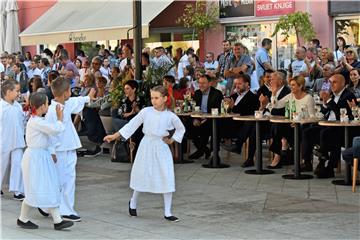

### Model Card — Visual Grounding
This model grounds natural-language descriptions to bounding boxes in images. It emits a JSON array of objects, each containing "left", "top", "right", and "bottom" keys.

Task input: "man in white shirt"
[
  {"left": 288, "top": 47, "right": 308, "bottom": 82},
  {"left": 27, "top": 59, "right": 42, "bottom": 79},
  {"left": 177, "top": 48, "right": 194, "bottom": 79},
  {"left": 119, "top": 44, "right": 134, "bottom": 72},
  {"left": 204, "top": 52, "right": 219, "bottom": 77}
]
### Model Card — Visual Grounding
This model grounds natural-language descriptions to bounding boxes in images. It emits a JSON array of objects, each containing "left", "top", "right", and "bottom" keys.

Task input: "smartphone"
[{"left": 127, "top": 58, "right": 131, "bottom": 66}]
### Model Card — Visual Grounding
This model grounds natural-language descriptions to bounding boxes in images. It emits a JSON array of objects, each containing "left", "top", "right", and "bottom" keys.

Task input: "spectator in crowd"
[
  {"left": 27, "top": 58, "right": 41, "bottom": 79},
  {"left": 58, "top": 49, "right": 79, "bottom": 80},
  {"left": 204, "top": 52, "right": 219, "bottom": 77},
  {"left": 38, "top": 58, "right": 51, "bottom": 86},
  {"left": 110, "top": 66, "right": 120, "bottom": 83},
  {"left": 288, "top": 47, "right": 308, "bottom": 83},
  {"left": 120, "top": 44, "right": 134, "bottom": 73},
  {"left": 334, "top": 37, "right": 346, "bottom": 65},
  {"left": 335, "top": 47, "right": 360, "bottom": 85},
  {"left": 12, "top": 63, "right": 28, "bottom": 94},
  {"left": 319, "top": 47, "right": 335, "bottom": 67},
  {"left": 313, "top": 63, "right": 335, "bottom": 93},
  {"left": 41, "top": 48, "right": 53, "bottom": 60},
  {"left": 173, "top": 47, "right": 183, "bottom": 69},
  {"left": 217, "top": 40, "right": 232, "bottom": 79},
  {"left": 173, "top": 77, "right": 189, "bottom": 101},
  {"left": 187, "top": 74, "right": 223, "bottom": 160},
  {"left": 88, "top": 56, "right": 103, "bottom": 78},
  {"left": 141, "top": 52, "right": 150, "bottom": 80},
  {"left": 100, "top": 57, "right": 111, "bottom": 80},
  {"left": 45, "top": 71, "right": 59, "bottom": 103},
  {"left": 152, "top": 46, "right": 175, "bottom": 77},
  {"left": 28, "top": 76, "right": 44, "bottom": 94},
  {"left": 163, "top": 75, "right": 176, "bottom": 110},
  {"left": 75, "top": 58, "right": 86, "bottom": 84},
  {"left": 24, "top": 51, "right": 32, "bottom": 72},
  {"left": 302, "top": 74, "right": 357, "bottom": 177},
  {"left": 257, "top": 69, "right": 273, "bottom": 100},
  {"left": 222, "top": 74, "right": 260, "bottom": 167},
  {"left": 304, "top": 47, "right": 322, "bottom": 89},
  {"left": 4, "top": 54, "right": 16, "bottom": 80},
  {"left": 224, "top": 42, "right": 252, "bottom": 92},
  {"left": 348, "top": 68, "right": 360, "bottom": 99},
  {"left": 15, "top": 54, "right": 26, "bottom": 74},
  {"left": 309, "top": 38, "right": 321, "bottom": 51},
  {"left": 177, "top": 48, "right": 194, "bottom": 79},
  {"left": 255, "top": 38, "right": 274, "bottom": 83},
  {"left": 268, "top": 76, "right": 315, "bottom": 169}
]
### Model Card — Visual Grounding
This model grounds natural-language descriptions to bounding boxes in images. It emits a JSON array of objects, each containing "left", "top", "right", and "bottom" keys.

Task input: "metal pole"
[{"left": 133, "top": 0, "right": 142, "bottom": 80}]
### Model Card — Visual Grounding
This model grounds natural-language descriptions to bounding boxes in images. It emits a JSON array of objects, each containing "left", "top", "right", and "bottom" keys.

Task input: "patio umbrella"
[
  {"left": 4, "top": 0, "right": 21, "bottom": 53},
  {"left": 0, "top": 0, "right": 6, "bottom": 53}
]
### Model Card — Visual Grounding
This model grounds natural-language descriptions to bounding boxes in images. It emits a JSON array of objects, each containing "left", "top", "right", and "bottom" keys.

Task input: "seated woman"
[
  {"left": 111, "top": 80, "right": 145, "bottom": 131},
  {"left": 348, "top": 68, "right": 360, "bottom": 100},
  {"left": 173, "top": 77, "right": 190, "bottom": 101},
  {"left": 268, "top": 76, "right": 315, "bottom": 169}
]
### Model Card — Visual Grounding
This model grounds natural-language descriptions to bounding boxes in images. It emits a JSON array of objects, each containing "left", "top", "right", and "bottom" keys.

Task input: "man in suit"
[
  {"left": 302, "top": 74, "right": 358, "bottom": 177},
  {"left": 222, "top": 74, "right": 259, "bottom": 167},
  {"left": 188, "top": 74, "right": 223, "bottom": 160}
]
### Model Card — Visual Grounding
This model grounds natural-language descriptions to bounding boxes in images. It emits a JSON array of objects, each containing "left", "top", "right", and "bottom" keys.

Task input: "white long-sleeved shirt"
[
  {"left": 45, "top": 96, "right": 90, "bottom": 153},
  {"left": 0, "top": 99, "right": 26, "bottom": 153}
]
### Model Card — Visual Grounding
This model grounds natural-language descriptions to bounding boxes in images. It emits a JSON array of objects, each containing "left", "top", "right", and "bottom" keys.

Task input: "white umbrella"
[
  {"left": 4, "top": 0, "right": 21, "bottom": 53},
  {"left": 0, "top": 0, "right": 6, "bottom": 53}
]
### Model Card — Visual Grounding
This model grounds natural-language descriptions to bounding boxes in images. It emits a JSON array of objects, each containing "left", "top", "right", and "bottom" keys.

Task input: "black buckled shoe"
[
  {"left": 164, "top": 216, "right": 179, "bottom": 222},
  {"left": 17, "top": 219, "right": 38, "bottom": 229},
  {"left": 54, "top": 220, "right": 74, "bottom": 230},
  {"left": 128, "top": 201, "right": 137, "bottom": 217}
]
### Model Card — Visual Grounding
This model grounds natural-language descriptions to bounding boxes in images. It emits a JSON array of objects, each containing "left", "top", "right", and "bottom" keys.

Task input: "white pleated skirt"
[{"left": 130, "top": 135, "right": 175, "bottom": 193}]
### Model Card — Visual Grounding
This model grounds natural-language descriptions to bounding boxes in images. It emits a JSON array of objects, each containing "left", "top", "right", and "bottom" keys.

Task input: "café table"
[
  {"left": 190, "top": 113, "right": 238, "bottom": 168},
  {"left": 270, "top": 118, "right": 319, "bottom": 180},
  {"left": 175, "top": 112, "right": 195, "bottom": 164},
  {"left": 318, "top": 120, "right": 360, "bottom": 186},
  {"left": 233, "top": 115, "right": 274, "bottom": 175}
]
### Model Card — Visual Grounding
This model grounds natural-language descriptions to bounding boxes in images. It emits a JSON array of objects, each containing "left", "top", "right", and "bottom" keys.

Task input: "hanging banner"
[
  {"left": 220, "top": 0, "right": 255, "bottom": 18},
  {"left": 255, "top": 0, "right": 295, "bottom": 17}
]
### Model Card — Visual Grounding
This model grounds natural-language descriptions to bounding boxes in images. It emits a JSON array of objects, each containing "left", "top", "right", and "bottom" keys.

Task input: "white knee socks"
[
  {"left": 49, "top": 208, "right": 62, "bottom": 224},
  {"left": 130, "top": 190, "right": 140, "bottom": 209},
  {"left": 163, "top": 192, "right": 173, "bottom": 217},
  {"left": 19, "top": 201, "right": 31, "bottom": 222}
]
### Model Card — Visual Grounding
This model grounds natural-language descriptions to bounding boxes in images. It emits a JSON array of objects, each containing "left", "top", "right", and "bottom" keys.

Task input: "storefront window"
[
  {"left": 335, "top": 17, "right": 360, "bottom": 47},
  {"left": 225, "top": 23, "right": 296, "bottom": 70}
]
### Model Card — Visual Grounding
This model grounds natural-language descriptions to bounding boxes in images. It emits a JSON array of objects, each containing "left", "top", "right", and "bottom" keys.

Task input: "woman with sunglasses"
[{"left": 335, "top": 47, "right": 360, "bottom": 85}]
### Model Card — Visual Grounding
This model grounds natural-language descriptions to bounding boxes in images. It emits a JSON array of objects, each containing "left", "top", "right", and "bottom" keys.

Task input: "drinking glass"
[
  {"left": 223, "top": 101, "right": 230, "bottom": 114},
  {"left": 340, "top": 108, "right": 347, "bottom": 117}
]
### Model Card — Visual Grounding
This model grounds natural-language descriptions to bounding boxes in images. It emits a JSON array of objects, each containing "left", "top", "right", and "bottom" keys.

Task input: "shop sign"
[
  {"left": 219, "top": 0, "right": 255, "bottom": 18},
  {"left": 68, "top": 32, "right": 86, "bottom": 42},
  {"left": 255, "top": 0, "right": 295, "bottom": 17}
]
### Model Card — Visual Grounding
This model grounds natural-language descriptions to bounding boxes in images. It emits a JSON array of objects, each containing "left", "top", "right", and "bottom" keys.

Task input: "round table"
[
  {"left": 270, "top": 118, "right": 320, "bottom": 180},
  {"left": 318, "top": 120, "right": 360, "bottom": 186},
  {"left": 233, "top": 115, "right": 274, "bottom": 175},
  {"left": 175, "top": 112, "right": 195, "bottom": 164},
  {"left": 190, "top": 113, "right": 238, "bottom": 168}
]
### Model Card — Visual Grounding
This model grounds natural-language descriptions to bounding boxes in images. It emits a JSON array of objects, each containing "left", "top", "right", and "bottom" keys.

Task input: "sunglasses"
[{"left": 346, "top": 51, "right": 353, "bottom": 54}]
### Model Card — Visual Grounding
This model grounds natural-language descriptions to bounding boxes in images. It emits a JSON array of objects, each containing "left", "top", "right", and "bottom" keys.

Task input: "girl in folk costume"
[
  {"left": 17, "top": 92, "right": 73, "bottom": 230},
  {"left": 104, "top": 86, "right": 185, "bottom": 222},
  {"left": 0, "top": 80, "right": 25, "bottom": 200}
]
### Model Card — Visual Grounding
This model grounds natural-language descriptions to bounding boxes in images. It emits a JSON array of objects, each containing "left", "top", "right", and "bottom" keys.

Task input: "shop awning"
[{"left": 19, "top": 0, "right": 173, "bottom": 46}]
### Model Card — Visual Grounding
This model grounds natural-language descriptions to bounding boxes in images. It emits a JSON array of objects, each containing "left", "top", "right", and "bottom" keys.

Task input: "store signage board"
[
  {"left": 219, "top": 0, "right": 255, "bottom": 18},
  {"left": 255, "top": 0, "right": 295, "bottom": 17},
  {"left": 68, "top": 32, "right": 86, "bottom": 42}
]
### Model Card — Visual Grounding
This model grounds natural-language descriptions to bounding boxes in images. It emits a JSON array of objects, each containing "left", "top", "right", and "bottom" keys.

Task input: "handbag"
[{"left": 111, "top": 140, "right": 130, "bottom": 163}]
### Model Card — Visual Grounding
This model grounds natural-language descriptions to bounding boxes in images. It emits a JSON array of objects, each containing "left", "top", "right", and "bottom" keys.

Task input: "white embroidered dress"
[
  {"left": 22, "top": 116, "right": 64, "bottom": 208},
  {"left": 119, "top": 107, "right": 185, "bottom": 193}
]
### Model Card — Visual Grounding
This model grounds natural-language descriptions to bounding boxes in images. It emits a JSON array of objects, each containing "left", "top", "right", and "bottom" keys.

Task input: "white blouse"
[{"left": 272, "top": 93, "right": 316, "bottom": 117}]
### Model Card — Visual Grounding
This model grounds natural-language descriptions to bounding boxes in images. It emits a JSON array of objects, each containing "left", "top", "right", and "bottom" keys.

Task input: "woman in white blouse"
[{"left": 268, "top": 76, "right": 315, "bottom": 169}]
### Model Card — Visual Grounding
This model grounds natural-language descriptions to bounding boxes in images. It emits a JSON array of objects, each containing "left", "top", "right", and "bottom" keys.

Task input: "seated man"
[
  {"left": 187, "top": 74, "right": 223, "bottom": 160},
  {"left": 302, "top": 74, "right": 358, "bottom": 178},
  {"left": 222, "top": 74, "right": 259, "bottom": 167},
  {"left": 342, "top": 136, "right": 360, "bottom": 171}
]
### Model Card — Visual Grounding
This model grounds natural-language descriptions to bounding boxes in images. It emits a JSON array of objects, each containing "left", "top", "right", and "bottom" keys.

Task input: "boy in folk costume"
[
  {"left": 44, "top": 77, "right": 95, "bottom": 221},
  {"left": 0, "top": 80, "right": 25, "bottom": 200},
  {"left": 17, "top": 92, "right": 73, "bottom": 230},
  {"left": 104, "top": 86, "right": 185, "bottom": 222}
]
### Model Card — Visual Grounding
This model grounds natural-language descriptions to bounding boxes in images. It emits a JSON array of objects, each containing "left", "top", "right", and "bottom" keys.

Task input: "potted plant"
[{"left": 272, "top": 11, "right": 316, "bottom": 47}]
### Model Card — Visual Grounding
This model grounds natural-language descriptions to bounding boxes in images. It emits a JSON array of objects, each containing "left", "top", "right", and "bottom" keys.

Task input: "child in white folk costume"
[
  {"left": 104, "top": 86, "right": 185, "bottom": 222},
  {"left": 17, "top": 92, "right": 74, "bottom": 230},
  {"left": 0, "top": 80, "right": 25, "bottom": 200},
  {"left": 43, "top": 77, "right": 96, "bottom": 222}
]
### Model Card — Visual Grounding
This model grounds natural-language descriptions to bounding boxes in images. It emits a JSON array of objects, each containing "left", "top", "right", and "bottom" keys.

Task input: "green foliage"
[
  {"left": 272, "top": 12, "right": 316, "bottom": 46},
  {"left": 176, "top": 0, "right": 219, "bottom": 34},
  {"left": 109, "top": 79, "right": 124, "bottom": 108}
]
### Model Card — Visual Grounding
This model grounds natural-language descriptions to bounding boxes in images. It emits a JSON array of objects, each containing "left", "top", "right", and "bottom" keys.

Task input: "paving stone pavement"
[{"left": 1, "top": 147, "right": 359, "bottom": 239}]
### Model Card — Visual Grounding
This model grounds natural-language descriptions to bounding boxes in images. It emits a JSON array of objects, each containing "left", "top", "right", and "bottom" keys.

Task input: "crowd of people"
[{"left": 1, "top": 36, "right": 360, "bottom": 229}]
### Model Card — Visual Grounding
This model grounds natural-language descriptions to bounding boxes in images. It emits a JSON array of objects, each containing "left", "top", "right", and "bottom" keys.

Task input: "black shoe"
[
  {"left": 38, "top": 208, "right": 49, "bottom": 217},
  {"left": 300, "top": 163, "right": 313, "bottom": 172},
  {"left": 128, "top": 201, "right": 137, "bottom": 217},
  {"left": 13, "top": 194, "right": 25, "bottom": 201},
  {"left": 54, "top": 220, "right": 74, "bottom": 230},
  {"left": 241, "top": 159, "right": 254, "bottom": 168},
  {"left": 1, "top": 190, "right": 3, "bottom": 195},
  {"left": 267, "top": 161, "right": 282, "bottom": 169},
  {"left": 222, "top": 144, "right": 242, "bottom": 154},
  {"left": 281, "top": 150, "right": 294, "bottom": 166},
  {"left": 316, "top": 166, "right": 335, "bottom": 179},
  {"left": 83, "top": 146, "right": 102, "bottom": 157},
  {"left": 17, "top": 219, "right": 38, "bottom": 229},
  {"left": 61, "top": 215, "right": 81, "bottom": 222},
  {"left": 314, "top": 158, "right": 327, "bottom": 175},
  {"left": 189, "top": 150, "right": 204, "bottom": 159},
  {"left": 164, "top": 216, "right": 179, "bottom": 222},
  {"left": 102, "top": 148, "right": 110, "bottom": 154}
]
